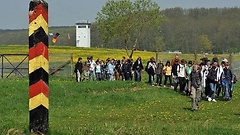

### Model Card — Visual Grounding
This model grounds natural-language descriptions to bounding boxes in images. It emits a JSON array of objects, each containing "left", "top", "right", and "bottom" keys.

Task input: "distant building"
[{"left": 76, "top": 20, "right": 91, "bottom": 47}]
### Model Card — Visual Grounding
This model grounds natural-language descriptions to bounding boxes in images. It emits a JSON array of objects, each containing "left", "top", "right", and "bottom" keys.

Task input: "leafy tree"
[
  {"left": 96, "top": 0, "right": 165, "bottom": 58},
  {"left": 154, "top": 36, "right": 165, "bottom": 52},
  {"left": 199, "top": 35, "right": 212, "bottom": 53}
]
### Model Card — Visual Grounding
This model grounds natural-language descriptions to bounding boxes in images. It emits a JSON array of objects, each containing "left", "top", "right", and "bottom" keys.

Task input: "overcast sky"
[{"left": 0, "top": 0, "right": 239, "bottom": 29}]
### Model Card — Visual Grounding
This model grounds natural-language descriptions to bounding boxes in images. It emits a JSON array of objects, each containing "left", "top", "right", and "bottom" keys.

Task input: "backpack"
[
  {"left": 229, "top": 68, "right": 237, "bottom": 84},
  {"left": 145, "top": 61, "right": 150, "bottom": 73},
  {"left": 233, "top": 74, "right": 237, "bottom": 84}
]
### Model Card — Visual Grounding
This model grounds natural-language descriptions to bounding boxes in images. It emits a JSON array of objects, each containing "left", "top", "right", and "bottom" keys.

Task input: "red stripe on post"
[
  {"left": 29, "top": 42, "right": 49, "bottom": 61},
  {"left": 29, "top": 4, "right": 48, "bottom": 23},
  {"left": 29, "top": 80, "right": 49, "bottom": 98}
]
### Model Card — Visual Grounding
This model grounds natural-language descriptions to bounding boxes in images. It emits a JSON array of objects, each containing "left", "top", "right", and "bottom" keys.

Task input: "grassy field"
[
  {"left": 0, "top": 45, "right": 240, "bottom": 134},
  {"left": 0, "top": 77, "right": 240, "bottom": 135}
]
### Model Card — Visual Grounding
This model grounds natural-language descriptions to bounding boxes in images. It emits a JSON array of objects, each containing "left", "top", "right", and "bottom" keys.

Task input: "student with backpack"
[
  {"left": 147, "top": 57, "right": 157, "bottom": 86},
  {"left": 177, "top": 59, "right": 187, "bottom": 94}
]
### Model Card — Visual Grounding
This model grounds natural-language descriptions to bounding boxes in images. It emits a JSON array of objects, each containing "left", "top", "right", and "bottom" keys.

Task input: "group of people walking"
[
  {"left": 74, "top": 54, "right": 237, "bottom": 111},
  {"left": 144, "top": 54, "right": 237, "bottom": 111},
  {"left": 74, "top": 56, "right": 144, "bottom": 82}
]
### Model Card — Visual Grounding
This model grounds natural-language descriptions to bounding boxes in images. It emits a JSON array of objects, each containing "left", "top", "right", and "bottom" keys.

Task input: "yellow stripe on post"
[
  {"left": 29, "top": 0, "right": 49, "bottom": 134},
  {"left": 29, "top": 93, "right": 49, "bottom": 111},
  {"left": 29, "top": 55, "right": 49, "bottom": 74},
  {"left": 29, "top": 14, "right": 48, "bottom": 36}
]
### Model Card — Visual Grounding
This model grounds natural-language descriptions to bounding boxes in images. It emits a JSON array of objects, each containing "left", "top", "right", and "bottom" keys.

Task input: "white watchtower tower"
[{"left": 76, "top": 20, "right": 91, "bottom": 47}]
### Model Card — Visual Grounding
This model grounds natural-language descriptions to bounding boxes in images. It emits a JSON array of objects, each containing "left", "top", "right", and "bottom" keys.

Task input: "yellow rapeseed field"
[{"left": 0, "top": 45, "right": 232, "bottom": 64}]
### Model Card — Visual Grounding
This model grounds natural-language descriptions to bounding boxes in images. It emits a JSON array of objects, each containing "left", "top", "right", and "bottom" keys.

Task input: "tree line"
[{"left": 0, "top": 6, "right": 240, "bottom": 54}]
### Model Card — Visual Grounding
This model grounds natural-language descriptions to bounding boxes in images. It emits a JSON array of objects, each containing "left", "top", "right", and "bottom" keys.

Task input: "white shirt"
[
  {"left": 89, "top": 60, "right": 96, "bottom": 71},
  {"left": 177, "top": 64, "right": 186, "bottom": 77}
]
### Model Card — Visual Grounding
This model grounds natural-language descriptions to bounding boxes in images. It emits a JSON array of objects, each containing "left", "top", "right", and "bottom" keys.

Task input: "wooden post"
[
  {"left": 229, "top": 53, "right": 233, "bottom": 67},
  {"left": 194, "top": 50, "right": 197, "bottom": 64},
  {"left": 29, "top": 0, "right": 49, "bottom": 134},
  {"left": 70, "top": 53, "right": 73, "bottom": 78},
  {"left": 1, "top": 55, "right": 3, "bottom": 78},
  {"left": 156, "top": 50, "right": 159, "bottom": 63}
]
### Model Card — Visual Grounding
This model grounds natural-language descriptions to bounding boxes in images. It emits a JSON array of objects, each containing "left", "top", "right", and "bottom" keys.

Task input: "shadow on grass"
[{"left": 183, "top": 107, "right": 192, "bottom": 111}]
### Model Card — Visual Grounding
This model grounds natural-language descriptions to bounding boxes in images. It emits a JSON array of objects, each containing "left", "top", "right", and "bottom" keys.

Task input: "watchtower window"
[{"left": 78, "top": 25, "right": 86, "bottom": 28}]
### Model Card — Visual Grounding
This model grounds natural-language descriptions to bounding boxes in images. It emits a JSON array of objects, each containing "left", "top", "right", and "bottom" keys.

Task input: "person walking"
[
  {"left": 222, "top": 62, "right": 234, "bottom": 100},
  {"left": 207, "top": 62, "right": 218, "bottom": 102},
  {"left": 89, "top": 56, "right": 96, "bottom": 81},
  {"left": 156, "top": 60, "right": 164, "bottom": 86},
  {"left": 177, "top": 59, "right": 187, "bottom": 94},
  {"left": 95, "top": 60, "right": 103, "bottom": 81},
  {"left": 163, "top": 60, "right": 173, "bottom": 87},
  {"left": 172, "top": 59, "right": 179, "bottom": 90},
  {"left": 147, "top": 57, "right": 157, "bottom": 86},
  {"left": 185, "top": 61, "right": 193, "bottom": 95},
  {"left": 122, "top": 59, "right": 132, "bottom": 81},
  {"left": 74, "top": 57, "right": 83, "bottom": 82},
  {"left": 189, "top": 64, "right": 202, "bottom": 111},
  {"left": 133, "top": 57, "right": 144, "bottom": 82}
]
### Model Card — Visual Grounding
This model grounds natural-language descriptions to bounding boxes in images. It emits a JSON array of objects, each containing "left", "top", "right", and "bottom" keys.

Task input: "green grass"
[
  {"left": 1, "top": 77, "right": 240, "bottom": 135},
  {"left": 0, "top": 45, "right": 240, "bottom": 134}
]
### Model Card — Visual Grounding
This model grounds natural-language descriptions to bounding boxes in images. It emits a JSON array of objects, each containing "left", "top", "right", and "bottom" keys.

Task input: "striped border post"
[{"left": 29, "top": 0, "right": 49, "bottom": 134}]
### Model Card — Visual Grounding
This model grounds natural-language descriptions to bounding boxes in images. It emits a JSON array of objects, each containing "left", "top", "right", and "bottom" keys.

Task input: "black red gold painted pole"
[{"left": 29, "top": 0, "right": 49, "bottom": 134}]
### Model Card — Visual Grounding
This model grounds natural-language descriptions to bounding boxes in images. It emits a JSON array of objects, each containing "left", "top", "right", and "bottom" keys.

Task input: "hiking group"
[{"left": 74, "top": 54, "right": 237, "bottom": 111}]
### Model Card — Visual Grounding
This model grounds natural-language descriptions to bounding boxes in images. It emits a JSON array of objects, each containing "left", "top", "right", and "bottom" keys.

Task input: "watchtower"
[{"left": 76, "top": 20, "right": 91, "bottom": 47}]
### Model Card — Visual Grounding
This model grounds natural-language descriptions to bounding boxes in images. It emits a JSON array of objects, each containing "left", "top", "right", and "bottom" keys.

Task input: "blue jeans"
[
  {"left": 95, "top": 72, "right": 102, "bottom": 81},
  {"left": 156, "top": 74, "right": 163, "bottom": 85},
  {"left": 150, "top": 74, "right": 154, "bottom": 85},
  {"left": 225, "top": 80, "right": 232, "bottom": 99},
  {"left": 134, "top": 70, "right": 141, "bottom": 82},
  {"left": 209, "top": 83, "right": 216, "bottom": 99},
  {"left": 89, "top": 70, "right": 95, "bottom": 81},
  {"left": 173, "top": 77, "right": 179, "bottom": 91},
  {"left": 230, "top": 83, "right": 234, "bottom": 98}
]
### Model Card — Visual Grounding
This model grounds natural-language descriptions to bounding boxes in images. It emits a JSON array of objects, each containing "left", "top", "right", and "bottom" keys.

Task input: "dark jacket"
[
  {"left": 156, "top": 63, "right": 164, "bottom": 74},
  {"left": 207, "top": 67, "right": 217, "bottom": 83},
  {"left": 172, "top": 63, "right": 179, "bottom": 76},
  {"left": 190, "top": 71, "right": 201, "bottom": 89},
  {"left": 122, "top": 63, "right": 132, "bottom": 74},
  {"left": 75, "top": 62, "right": 83, "bottom": 73},
  {"left": 133, "top": 60, "right": 143, "bottom": 71},
  {"left": 223, "top": 68, "right": 234, "bottom": 81}
]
